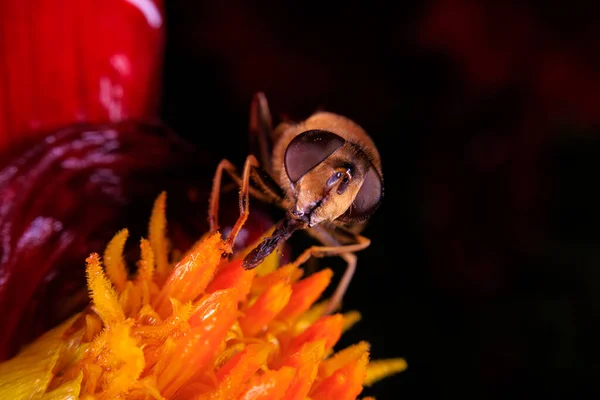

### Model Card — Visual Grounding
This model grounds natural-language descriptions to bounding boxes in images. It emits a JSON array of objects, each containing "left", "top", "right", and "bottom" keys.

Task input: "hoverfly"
[{"left": 208, "top": 93, "right": 383, "bottom": 314}]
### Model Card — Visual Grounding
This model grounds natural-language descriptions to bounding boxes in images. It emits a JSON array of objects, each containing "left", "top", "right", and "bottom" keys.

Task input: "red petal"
[{"left": 0, "top": 0, "right": 165, "bottom": 151}]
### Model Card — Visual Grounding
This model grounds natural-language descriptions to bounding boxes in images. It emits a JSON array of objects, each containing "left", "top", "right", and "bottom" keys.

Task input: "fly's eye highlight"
[{"left": 327, "top": 171, "right": 343, "bottom": 186}]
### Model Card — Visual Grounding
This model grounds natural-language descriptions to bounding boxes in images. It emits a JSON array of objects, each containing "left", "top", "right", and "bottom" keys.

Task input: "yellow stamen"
[
  {"left": 102, "top": 324, "right": 145, "bottom": 398},
  {"left": 319, "top": 341, "right": 371, "bottom": 378},
  {"left": 86, "top": 253, "right": 125, "bottom": 326},
  {"left": 364, "top": 358, "right": 408, "bottom": 386},
  {"left": 342, "top": 310, "right": 362, "bottom": 332},
  {"left": 103, "top": 228, "right": 129, "bottom": 292},
  {"left": 149, "top": 191, "right": 169, "bottom": 284}
]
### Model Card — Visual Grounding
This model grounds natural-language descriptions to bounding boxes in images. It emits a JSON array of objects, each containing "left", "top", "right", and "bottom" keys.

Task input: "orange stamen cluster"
[{"left": 0, "top": 192, "right": 406, "bottom": 399}]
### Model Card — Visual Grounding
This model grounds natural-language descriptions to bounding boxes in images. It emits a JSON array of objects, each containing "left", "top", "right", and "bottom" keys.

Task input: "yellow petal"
[
  {"left": 0, "top": 314, "right": 79, "bottom": 400},
  {"left": 41, "top": 371, "right": 82, "bottom": 400}
]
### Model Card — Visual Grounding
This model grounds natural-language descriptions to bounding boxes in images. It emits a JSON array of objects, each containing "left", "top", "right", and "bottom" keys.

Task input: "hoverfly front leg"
[{"left": 208, "top": 155, "right": 272, "bottom": 254}]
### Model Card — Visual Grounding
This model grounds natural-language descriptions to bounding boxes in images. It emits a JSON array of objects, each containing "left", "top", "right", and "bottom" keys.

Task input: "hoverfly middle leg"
[{"left": 291, "top": 225, "right": 371, "bottom": 315}]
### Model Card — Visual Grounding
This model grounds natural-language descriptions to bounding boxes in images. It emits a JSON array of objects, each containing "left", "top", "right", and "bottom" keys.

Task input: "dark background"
[{"left": 160, "top": 2, "right": 600, "bottom": 399}]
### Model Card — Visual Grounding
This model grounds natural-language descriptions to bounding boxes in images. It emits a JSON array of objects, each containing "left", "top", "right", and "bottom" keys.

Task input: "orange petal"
[
  {"left": 277, "top": 268, "right": 332, "bottom": 323},
  {"left": 280, "top": 340, "right": 325, "bottom": 400},
  {"left": 103, "top": 228, "right": 129, "bottom": 292},
  {"left": 198, "top": 343, "right": 271, "bottom": 400},
  {"left": 237, "top": 367, "right": 295, "bottom": 400},
  {"left": 206, "top": 259, "right": 256, "bottom": 303},
  {"left": 250, "top": 264, "right": 303, "bottom": 297},
  {"left": 292, "top": 301, "right": 328, "bottom": 335},
  {"left": 214, "top": 342, "right": 246, "bottom": 372},
  {"left": 85, "top": 253, "right": 125, "bottom": 326},
  {"left": 240, "top": 282, "right": 292, "bottom": 337},
  {"left": 157, "top": 289, "right": 238, "bottom": 398},
  {"left": 152, "top": 232, "right": 223, "bottom": 318},
  {"left": 147, "top": 336, "right": 175, "bottom": 381},
  {"left": 310, "top": 352, "right": 369, "bottom": 400},
  {"left": 283, "top": 314, "right": 344, "bottom": 359}
]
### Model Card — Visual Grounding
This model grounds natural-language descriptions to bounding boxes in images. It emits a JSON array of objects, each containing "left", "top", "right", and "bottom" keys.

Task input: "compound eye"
[
  {"left": 284, "top": 130, "right": 345, "bottom": 183},
  {"left": 338, "top": 167, "right": 383, "bottom": 223}
]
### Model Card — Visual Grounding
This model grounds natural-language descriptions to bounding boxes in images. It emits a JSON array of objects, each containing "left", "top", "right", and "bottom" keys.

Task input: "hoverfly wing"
[{"left": 249, "top": 92, "right": 274, "bottom": 173}]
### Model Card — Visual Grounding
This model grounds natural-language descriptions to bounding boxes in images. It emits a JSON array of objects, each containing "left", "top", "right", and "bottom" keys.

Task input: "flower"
[
  {"left": 0, "top": 122, "right": 262, "bottom": 360},
  {"left": 0, "top": 191, "right": 405, "bottom": 399}
]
